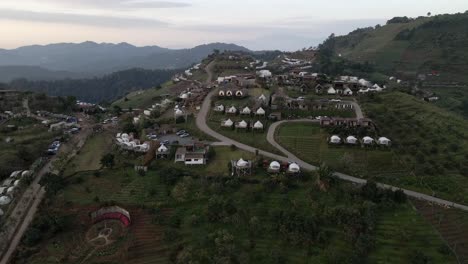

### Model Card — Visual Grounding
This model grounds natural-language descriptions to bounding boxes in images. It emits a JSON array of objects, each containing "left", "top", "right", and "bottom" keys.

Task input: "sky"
[{"left": 1, "top": 0, "right": 468, "bottom": 51}]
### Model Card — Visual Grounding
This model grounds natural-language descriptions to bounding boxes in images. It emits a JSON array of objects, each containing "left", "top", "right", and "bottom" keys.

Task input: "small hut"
[
  {"left": 236, "top": 120, "right": 248, "bottom": 130},
  {"left": 241, "top": 107, "right": 252, "bottom": 115},
  {"left": 222, "top": 119, "right": 234, "bottom": 128},
  {"left": 227, "top": 106, "right": 237, "bottom": 115},
  {"left": 214, "top": 104, "right": 225, "bottom": 112},
  {"left": 156, "top": 143, "right": 170, "bottom": 159}
]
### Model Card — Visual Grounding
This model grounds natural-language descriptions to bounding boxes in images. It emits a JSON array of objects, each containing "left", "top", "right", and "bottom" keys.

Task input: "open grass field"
[
  {"left": 362, "top": 91, "right": 468, "bottom": 203},
  {"left": 275, "top": 122, "right": 405, "bottom": 178}
]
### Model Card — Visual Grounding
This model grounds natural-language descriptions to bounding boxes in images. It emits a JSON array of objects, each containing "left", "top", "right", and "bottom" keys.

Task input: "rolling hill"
[{"left": 327, "top": 12, "right": 468, "bottom": 83}]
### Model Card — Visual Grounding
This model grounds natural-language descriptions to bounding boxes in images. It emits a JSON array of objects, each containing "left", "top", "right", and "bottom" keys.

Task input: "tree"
[
  {"left": 100, "top": 153, "right": 115, "bottom": 168},
  {"left": 39, "top": 173, "right": 66, "bottom": 196},
  {"left": 427, "top": 12, "right": 432, "bottom": 16}
]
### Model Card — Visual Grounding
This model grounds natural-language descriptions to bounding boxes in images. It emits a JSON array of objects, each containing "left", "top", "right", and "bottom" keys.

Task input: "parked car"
[
  {"left": 330, "top": 99, "right": 342, "bottom": 102},
  {"left": 171, "top": 140, "right": 180, "bottom": 145},
  {"left": 162, "top": 140, "right": 170, "bottom": 145},
  {"left": 297, "top": 97, "right": 305, "bottom": 101},
  {"left": 179, "top": 133, "right": 190, "bottom": 138},
  {"left": 176, "top": 130, "right": 187, "bottom": 136}
]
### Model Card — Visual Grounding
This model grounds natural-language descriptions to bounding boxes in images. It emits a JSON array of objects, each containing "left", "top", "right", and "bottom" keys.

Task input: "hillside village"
[{"left": 1, "top": 43, "right": 467, "bottom": 264}]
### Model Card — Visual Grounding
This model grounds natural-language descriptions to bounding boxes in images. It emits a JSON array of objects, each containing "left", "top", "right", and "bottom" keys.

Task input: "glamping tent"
[
  {"left": 329, "top": 135, "right": 341, "bottom": 144},
  {"left": 214, "top": 105, "right": 225, "bottom": 112},
  {"left": 327, "top": 87, "right": 337, "bottom": 95},
  {"left": 241, "top": 107, "right": 252, "bottom": 115},
  {"left": 268, "top": 161, "right": 281, "bottom": 173},
  {"left": 378, "top": 137, "right": 391, "bottom": 146},
  {"left": 288, "top": 163, "right": 301, "bottom": 173},
  {"left": 236, "top": 158, "right": 249, "bottom": 168},
  {"left": 227, "top": 106, "right": 237, "bottom": 114},
  {"left": 346, "top": 136, "right": 358, "bottom": 145},
  {"left": 175, "top": 109, "right": 184, "bottom": 117},
  {"left": 253, "top": 121, "right": 264, "bottom": 130},
  {"left": 237, "top": 120, "right": 248, "bottom": 129},
  {"left": 223, "top": 119, "right": 234, "bottom": 127},
  {"left": 0, "top": 196, "right": 11, "bottom": 205},
  {"left": 256, "top": 107, "right": 266, "bottom": 116},
  {"left": 362, "top": 137, "right": 374, "bottom": 145},
  {"left": 258, "top": 94, "right": 267, "bottom": 102},
  {"left": 158, "top": 144, "right": 169, "bottom": 153},
  {"left": 343, "top": 87, "right": 353, "bottom": 96}
]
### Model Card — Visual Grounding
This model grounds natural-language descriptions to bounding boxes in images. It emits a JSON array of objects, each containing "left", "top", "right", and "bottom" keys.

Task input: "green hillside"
[{"left": 329, "top": 12, "right": 468, "bottom": 82}]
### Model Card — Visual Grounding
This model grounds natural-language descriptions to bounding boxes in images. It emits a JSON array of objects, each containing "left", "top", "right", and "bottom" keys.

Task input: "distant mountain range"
[{"left": 0, "top": 42, "right": 250, "bottom": 82}]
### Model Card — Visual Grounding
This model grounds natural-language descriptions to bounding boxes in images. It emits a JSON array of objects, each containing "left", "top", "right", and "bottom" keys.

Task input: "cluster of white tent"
[
  {"left": 222, "top": 119, "right": 264, "bottom": 130},
  {"left": 0, "top": 170, "right": 31, "bottom": 209},
  {"left": 359, "top": 84, "right": 385, "bottom": 94},
  {"left": 220, "top": 105, "right": 266, "bottom": 116},
  {"left": 329, "top": 135, "right": 391, "bottom": 146},
  {"left": 257, "top": 70, "right": 272, "bottom": 78},
  {"left": 268, "top": 161, "right": 301, "bottom": 174},
  {"left": 144, "top": 98, "right": 172, "bottom": 116},
  {"left": 115, "top": 133, "right": 150, "bottom": 153}
]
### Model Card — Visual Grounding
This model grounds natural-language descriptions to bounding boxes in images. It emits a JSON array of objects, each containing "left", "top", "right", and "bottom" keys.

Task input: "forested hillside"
[
  {"left": 326, "top": 12, "right": 468, "bottom": 82},
  {"left": 7, "top": 68, "right": 178, "bottom": 103}
]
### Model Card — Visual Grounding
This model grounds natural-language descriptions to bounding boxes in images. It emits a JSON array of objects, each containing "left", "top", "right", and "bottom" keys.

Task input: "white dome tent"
[
  {"left": 253, "top": 121, "right": 264, "bottom": 130},
  {"left": 362, "top": 137, "right": 374, "bottom": 145},
  {"left": 175, "top": 109, "right": 184, "bottom": 117},
  {"left": 0, "top": 196, "right": 11, "bottom": 205},
  {"left": 329, "top": 135, "right": 341, "bottom": 144},
  {"left": 288, "top": 163, "right": 301, "bottom": 173},
  {"left": 346, "top": 136, "right": 358, "bottom": 145},
  {"left": 269, "top": 161, "right": 281, "bottom": 172},
  {"left": 237, "top": 158, "right": 249, "bottom": 168},
  {"left": 378, "top": 137, "right": 391, "bottom": 146}
]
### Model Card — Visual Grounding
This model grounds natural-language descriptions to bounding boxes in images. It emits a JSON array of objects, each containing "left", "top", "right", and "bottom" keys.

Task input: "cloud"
[
  {"left": 41, "top": 0, "right": 191, "bottom": 9},
  {"left": 0, "top": 8, "right": 168, "bottom": 27}
]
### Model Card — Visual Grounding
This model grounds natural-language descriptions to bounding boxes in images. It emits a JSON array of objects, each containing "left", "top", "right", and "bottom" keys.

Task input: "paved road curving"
[{"left": 197, "top": 63, "right": 468, "bottom": 211}]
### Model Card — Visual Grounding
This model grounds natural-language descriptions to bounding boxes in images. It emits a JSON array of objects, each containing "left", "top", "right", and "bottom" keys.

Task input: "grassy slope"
[
  {"left": 334, "top": 14, "right": 468, "bottom": 82},
  {"left": 362, "top": 92, "right": 468, "bottom": 203},
  {"left": 112, "top": 81, "right": 174, "bottom": 109},
  {"left": 275, "top": 122, "right": 404, "bottom": 178}
]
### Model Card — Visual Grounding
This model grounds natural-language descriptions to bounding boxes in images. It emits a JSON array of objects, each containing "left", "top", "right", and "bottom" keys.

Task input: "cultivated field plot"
[
  {"left": 413, "top": 199, "right": 468, "bottom": 263},
  {"left": 275, "top": 122, "right": 405, "bottom": 177},
  {"left": 370, "top": 204, "right": 456, "bottom": 263}
]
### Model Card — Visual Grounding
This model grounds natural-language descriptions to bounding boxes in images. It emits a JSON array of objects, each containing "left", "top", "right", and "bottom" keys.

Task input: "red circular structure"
[{"left": 91, "top": 206, "right": 131, "bottom": 227}]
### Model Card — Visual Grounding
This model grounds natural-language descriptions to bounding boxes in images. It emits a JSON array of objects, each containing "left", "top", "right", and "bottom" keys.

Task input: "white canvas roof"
[
  {"left": 0, "top": 196, "right": 10, "bottom": 205},
  {"left": 258, "top": 94, "right": 267, "bottom": 101},
  {"left": 256, "top": 107, "right": 266, "bottom": 115},
  {"left": 158, "top": 144, "right": 168, "bottom": 152},
  {"left": 346, "top": 136, "right": 357, "bottom": 143},
  {"left": 228, "top": 106, "right": 237, "bottom": 113},
  {"left": 238, "top": 120, "right": 248, "bottom": 128},
  {"left": 224, "top": 119, "right": 234, "bottom": 127},
  {"left": 242, "top": 107, "right": 251, "bottom": 114},
  {"left": 237, "top": 158, "right": 248, "bottom": 167},
  {"left": 363, "top": 137, "right": 374, "bottom": 144},
  {"left": 288, "top": 163, "right": 300, "bottom": 172},
  {"left": 254, "top": 121, "right": 264, "bottom": 129},
  {"left": 330, "top": 135, "right": 341, "bottom": 143},
  {"left": 269, "top": 161, "right": 281, "bottom": 169},
  {"left": 175, "top": 109, "right": 184, "bottom": 116}
]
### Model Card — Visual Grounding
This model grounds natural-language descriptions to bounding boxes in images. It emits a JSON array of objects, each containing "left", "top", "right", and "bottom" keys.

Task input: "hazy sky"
[{"left": 1, "top": 0, "right": 468, "bottom": 51}]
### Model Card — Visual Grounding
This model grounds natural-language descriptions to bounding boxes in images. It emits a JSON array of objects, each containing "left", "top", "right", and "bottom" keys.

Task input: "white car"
[{"left": 330, "top": 99, "right": 342, "bottom": 102}]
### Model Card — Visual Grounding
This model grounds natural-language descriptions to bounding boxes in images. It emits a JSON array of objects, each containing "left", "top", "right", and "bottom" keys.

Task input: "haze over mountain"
[{"left": 0, "top": 42, "right": 249, "bottom": 81}]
